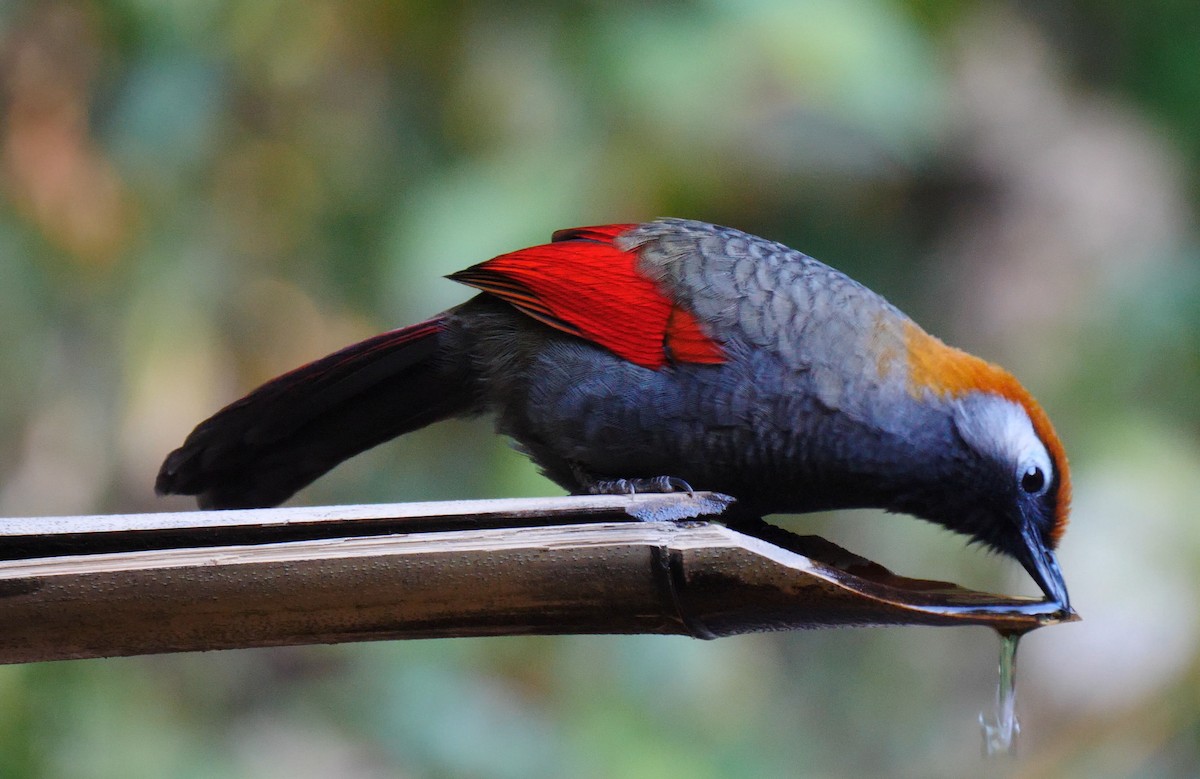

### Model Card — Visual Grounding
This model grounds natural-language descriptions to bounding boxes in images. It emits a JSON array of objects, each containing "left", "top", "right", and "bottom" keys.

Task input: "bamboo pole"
[{"left": 0, "top": 494, "right": 1074, "bottom": 664}]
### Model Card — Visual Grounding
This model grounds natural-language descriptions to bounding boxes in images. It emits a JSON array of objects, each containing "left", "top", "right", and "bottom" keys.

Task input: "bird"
[{"left": 156, "top": 218, "right": 1071, "bottom": 608}]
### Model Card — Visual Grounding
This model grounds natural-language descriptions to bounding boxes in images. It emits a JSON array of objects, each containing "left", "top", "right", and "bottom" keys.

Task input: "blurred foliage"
[{"left": 1, "top": 0, "right": 1198, "bottom": 776}]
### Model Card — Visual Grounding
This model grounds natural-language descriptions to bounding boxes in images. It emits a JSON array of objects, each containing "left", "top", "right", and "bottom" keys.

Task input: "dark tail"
[{"left": 156, "top": 314, "right": 475, "bottom": 509}]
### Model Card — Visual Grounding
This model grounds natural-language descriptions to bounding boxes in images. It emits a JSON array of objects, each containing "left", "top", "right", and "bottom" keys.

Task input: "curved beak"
[{"left": 1016, "top": 520, "right": 1070, "bottom": 611}]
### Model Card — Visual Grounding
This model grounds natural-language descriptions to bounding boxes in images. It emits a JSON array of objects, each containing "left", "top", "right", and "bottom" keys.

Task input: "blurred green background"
[{"left": 1, "top": 0, "right": 1199, "bottom": 776}]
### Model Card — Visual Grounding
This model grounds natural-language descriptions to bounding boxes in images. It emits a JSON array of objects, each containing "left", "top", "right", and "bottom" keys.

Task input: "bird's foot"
[{"left": 586, "top": 475, "right": 695, "bottom": 497}]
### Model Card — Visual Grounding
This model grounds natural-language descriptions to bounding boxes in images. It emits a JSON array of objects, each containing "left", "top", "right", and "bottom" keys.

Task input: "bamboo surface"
[{"left": 0, "top": 494, "right": 1075, "bottom": 664}]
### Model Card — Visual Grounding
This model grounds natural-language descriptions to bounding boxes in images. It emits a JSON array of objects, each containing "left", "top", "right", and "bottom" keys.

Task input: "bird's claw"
[{"left": 588, "top": 475, "right": 695, "bottom": 497}]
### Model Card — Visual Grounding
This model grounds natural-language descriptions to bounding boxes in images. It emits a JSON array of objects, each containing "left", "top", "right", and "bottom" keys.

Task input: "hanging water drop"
[{"left": 980, "top": 630, "right": 1022, "bottom": 757}]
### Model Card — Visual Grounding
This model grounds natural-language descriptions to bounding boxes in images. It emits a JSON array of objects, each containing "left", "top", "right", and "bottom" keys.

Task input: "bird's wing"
[
  {"left": 448, "top": 224, "right": 724, "bottom": 370},
  {"left": 618, "top": 219, "right": 905, "bottom": 373}
]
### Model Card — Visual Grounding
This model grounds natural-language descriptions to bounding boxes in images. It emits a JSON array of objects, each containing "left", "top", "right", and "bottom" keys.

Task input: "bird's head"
[
  {"left": 901, "top": 324, "right": 1071, "bottom": 609},
  {"left": 945, "top": 391, "right": 1071, "bottom": 609}
]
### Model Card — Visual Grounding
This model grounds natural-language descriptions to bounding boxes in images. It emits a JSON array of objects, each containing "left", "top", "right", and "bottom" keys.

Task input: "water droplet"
[{"left": 980, "top": 631, "right": 1022, "bottom": 757}]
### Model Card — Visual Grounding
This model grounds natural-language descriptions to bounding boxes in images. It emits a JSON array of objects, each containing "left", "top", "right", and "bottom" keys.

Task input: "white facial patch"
[{"left": 953, "top": 393, "right": 1053, "bottom": 488}]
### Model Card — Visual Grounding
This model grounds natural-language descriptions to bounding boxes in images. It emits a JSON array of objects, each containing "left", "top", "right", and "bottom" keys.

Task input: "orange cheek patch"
[{"left": 903, "top": 321, "right": 1072, "bottom": 546}]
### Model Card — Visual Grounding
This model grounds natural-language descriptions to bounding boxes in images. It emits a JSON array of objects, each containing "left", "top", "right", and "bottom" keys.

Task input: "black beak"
[{"left": 1016, "top": 520, "right": 1070, "bottom": 611}]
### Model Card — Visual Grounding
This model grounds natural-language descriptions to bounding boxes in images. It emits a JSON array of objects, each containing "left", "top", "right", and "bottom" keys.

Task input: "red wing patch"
[
  {"left": 449, "top": 224, "right": 724, "bottom": 370},
  {"left": 550, "top": 224, "right": 634, "bottom": 243}
]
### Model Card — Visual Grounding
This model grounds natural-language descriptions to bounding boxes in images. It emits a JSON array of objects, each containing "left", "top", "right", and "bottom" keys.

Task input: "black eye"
[{"left": 1021, "top": 466, "right": 1046, "bottom": 494}]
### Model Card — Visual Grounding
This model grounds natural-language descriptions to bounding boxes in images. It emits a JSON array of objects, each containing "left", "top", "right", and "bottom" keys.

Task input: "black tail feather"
[{"left": 156, "top": 315, "right": 474, "bottom": 508}]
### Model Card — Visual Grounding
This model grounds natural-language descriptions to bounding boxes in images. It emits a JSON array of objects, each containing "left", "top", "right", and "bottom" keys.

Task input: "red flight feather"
[{"left": 449, "top": 225, "right": 724, "bottom": 370}]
